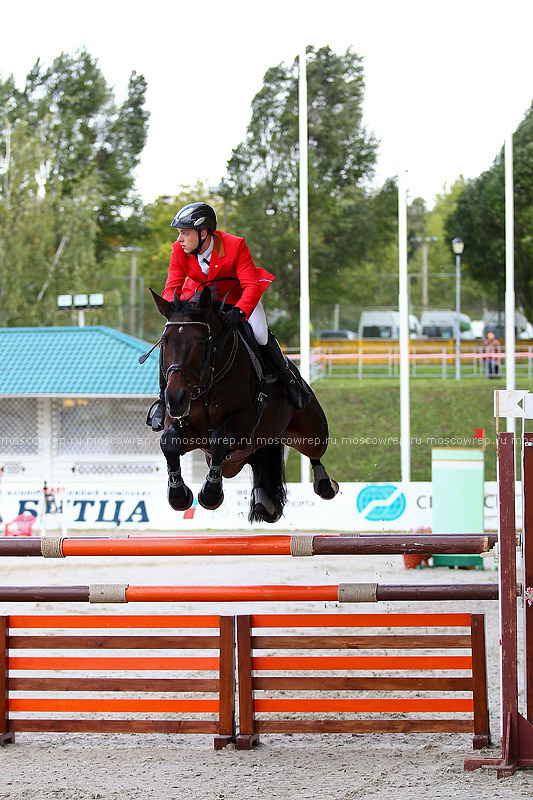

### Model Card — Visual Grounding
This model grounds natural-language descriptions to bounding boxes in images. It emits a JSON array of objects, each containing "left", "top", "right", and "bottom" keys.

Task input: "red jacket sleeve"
[
  {"left": 162, "top": 242, "right": 187, "bottom": 302},
  {"left": 231, "top": 238, "right": 263, "bottom": 318}
]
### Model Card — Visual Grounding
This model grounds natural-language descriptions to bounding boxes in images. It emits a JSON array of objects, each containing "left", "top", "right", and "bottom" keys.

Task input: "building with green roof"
[
  {"left": 0, "top": 326, "right": 159, "bottom": 396},
  {"left": 0, "top": 326, "right": 167, "bottom": 487}
]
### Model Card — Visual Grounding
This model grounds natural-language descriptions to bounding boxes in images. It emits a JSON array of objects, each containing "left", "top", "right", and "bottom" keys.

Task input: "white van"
[
  {"left": 358, "top": 311, "right": 421, "bottom": 339},
  {"left": 483, "top": 310, "right": 532, "bottom": 339},
  {"left": 420, "top": 310, "right": 475, "bottom": 340}
]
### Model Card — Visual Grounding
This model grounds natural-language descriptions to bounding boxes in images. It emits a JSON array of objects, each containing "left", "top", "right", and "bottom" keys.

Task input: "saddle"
[{"left": 237, "top": 320, "right": 275, "bottom": 384}]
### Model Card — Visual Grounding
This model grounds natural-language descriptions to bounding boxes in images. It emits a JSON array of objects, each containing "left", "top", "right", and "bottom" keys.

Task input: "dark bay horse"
[{"left": 150, "top": 287, "right": 338, "bottom": 523}]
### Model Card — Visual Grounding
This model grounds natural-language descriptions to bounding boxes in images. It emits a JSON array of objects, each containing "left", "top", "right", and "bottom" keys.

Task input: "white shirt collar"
[{"left": 198, "top": 236, "right": 214, "bottom": 263}]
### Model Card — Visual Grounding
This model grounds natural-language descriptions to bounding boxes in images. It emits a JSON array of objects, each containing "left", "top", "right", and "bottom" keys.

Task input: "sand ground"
[{"left": 0, "top": 534, "right": 531, "bottom": 800}]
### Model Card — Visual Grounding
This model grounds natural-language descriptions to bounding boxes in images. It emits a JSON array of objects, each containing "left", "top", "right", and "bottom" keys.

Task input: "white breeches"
[{"left": 247, "top": 301, "right": 268, "bottom": 346}]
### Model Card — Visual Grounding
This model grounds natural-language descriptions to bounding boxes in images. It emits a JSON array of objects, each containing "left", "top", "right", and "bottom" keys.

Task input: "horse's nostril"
[{"left": 166, "top": 387, "right": 189, "bottom": 418}]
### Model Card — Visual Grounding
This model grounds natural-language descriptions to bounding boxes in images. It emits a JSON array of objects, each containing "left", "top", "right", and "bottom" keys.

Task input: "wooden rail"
[
  {"left": 0, "top": 534, "right": 498, "bottom": 558},
  {"left": 236, "top": 612, "right": 489, "bottom": 750},
  {"left": 0, "top": 614, "right": 235, "bottom": 749}
]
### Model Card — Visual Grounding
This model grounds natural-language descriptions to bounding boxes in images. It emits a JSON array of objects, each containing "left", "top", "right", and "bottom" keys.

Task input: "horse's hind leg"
[
  {"left": 198, "top": 419, "right": 234, "bottom": 510},
  {"left": 310, "top": 459, "right": 339, "bottom": 500},
  {"left": 248, "top": 441, "right": 287, "bottom": 523},
  {"left": 283, "top": 394, "right": 338, "bottom": 501},
  {"left": 160, "top": 424, "right": 193, "bottom": 510}
]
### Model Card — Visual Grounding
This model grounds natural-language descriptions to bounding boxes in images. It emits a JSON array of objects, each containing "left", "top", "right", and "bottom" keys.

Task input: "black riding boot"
[
  {"left": 146, "top": 349, "right": 167, "bottom": 432},
  {"left": 260, "top": 331, "right": 310, "bottom": 411}
]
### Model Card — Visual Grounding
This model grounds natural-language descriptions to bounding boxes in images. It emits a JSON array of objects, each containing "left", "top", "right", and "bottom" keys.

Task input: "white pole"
[
  {"left": 455, "top": 252, "right": 461, "bottom": 381},
  {"left": 299, "top": 46, "right": 311, "bottom": 483},
  {"left": 504, "top": 132, "right": 516, "bottom": 435},
  {"left": 398, "top": 169, "right": 411, "bottom": 482}
]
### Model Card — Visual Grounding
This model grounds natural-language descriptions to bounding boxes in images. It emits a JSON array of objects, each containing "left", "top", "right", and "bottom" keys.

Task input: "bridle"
[{"left": 162, "top": 319, "right": 238, "bottom": 402}]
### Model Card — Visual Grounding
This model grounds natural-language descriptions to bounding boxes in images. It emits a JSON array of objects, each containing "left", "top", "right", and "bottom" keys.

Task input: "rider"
[{"left": 147, "top": 201, "right": 309, "bottom": 431}]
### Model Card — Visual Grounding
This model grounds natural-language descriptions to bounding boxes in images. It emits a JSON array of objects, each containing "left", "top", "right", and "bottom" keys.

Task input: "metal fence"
[{"left": 306, "top": 346, "right": 533, "bottom": 380}]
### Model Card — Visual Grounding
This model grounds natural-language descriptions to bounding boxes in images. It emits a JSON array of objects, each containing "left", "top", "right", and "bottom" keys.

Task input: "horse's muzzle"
[{"left": 165, "top": 386, "right": 190, "bottom": 420}]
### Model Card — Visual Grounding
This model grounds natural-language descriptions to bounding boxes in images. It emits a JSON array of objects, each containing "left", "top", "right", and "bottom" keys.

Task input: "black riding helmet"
[{"left": 170, "top": 202, "right": 217, "bottom": 255}]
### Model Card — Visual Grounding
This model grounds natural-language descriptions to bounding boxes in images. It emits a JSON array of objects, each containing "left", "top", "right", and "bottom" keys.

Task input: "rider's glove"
[{"left": 221, "top": 307, "right": 245, "bottom": 331}]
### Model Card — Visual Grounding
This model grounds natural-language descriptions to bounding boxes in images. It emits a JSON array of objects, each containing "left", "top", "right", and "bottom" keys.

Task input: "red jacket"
[{"left": 162, "top": 230, "right": 275, "bottom": 319}]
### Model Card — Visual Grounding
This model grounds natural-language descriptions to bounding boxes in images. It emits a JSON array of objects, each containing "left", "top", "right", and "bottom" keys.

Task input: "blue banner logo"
[{"left": 356, "top": 484, "right": 406, "bottom": 521}]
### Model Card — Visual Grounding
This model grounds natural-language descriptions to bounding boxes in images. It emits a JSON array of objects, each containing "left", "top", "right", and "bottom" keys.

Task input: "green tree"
[
  {"left": 225, "top": 45, "right": 395, "bottom": 340},
  {"left": 445, "top": 103, "right": 533, "bottom": 322},
  {"left": 0, "top": 50, "right": 149, "bottom": 326}
]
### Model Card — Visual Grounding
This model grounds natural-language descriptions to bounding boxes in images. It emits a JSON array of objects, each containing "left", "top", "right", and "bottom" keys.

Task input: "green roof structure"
[{"left": 0, "top": 327, "right": 160, "bottom": 396}]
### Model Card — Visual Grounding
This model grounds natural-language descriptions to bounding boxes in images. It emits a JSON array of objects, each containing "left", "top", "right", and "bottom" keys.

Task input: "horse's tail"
[{"left": 248, "top": 440, "right": 287, "bottom": 523}]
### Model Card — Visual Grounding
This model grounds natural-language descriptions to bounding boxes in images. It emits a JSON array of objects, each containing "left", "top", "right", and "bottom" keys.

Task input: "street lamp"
[{"left": 451, "top": 238, "right": 464, "bottom": 380}]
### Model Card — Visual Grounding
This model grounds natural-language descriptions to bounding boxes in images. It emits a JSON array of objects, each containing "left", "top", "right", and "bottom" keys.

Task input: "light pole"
[
  {"left": 120, "top": 247, "right": 142, "bottom": 337},
  {"left": 451, "top": 238, "right": 464, "bottom": 381}
]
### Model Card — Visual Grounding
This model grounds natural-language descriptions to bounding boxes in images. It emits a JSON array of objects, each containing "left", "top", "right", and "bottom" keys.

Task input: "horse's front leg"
[
  {"left": 198, "top": 419, "right": 234, "bottom": 510},
  {"left": 160, "top": 424, "right": 194, "bottom": 510}
]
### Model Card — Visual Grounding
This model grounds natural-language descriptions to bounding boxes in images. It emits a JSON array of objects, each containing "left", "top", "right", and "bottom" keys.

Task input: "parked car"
[
  {"left": 483, "top": 310, "right": 532, "bottom": 339},
  {"left": 420, "top": 310, "right": 475, "bottom": 340},
  {"left": 318, "top": 329, "right": 358, "bottom": 340},
  {"left": 357, "top": 311, "right": 421, "bottom": 339}
]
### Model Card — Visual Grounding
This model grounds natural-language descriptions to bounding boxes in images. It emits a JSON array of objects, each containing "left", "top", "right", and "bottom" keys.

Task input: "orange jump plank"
[
  {"left": 250, "top": 613, "right": 473, "bottom": 628},
  {"left": 252, "top": 655, "right": 472, "bottom": 670},
  {"left": 8, "top": 615, "right": 221, "bottom": 629},
  {"left": 9, "top": 698, "right": 219, "bottom": 713},
  {"left": 62, "top": 536, "right": 292, "bottom": 557},
  {"left": 254, "top": 698, "right": 474, "bottom": 713},
  {"left": 9, "top": 656, "right": 219, "bottom": 671},
  {"left": 125, "top": 586, "right": 339, "bottom": 602}
]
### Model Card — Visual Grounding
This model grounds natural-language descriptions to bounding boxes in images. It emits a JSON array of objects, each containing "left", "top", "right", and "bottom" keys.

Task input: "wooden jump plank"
[
  {"left": 250, "top": 634, "right": 471, "bottom": 649},
  {"left": 10, "top": 719, "right": 218, "bottom": 733},
  {"left": 254, "top": 698, "right": 474, "bottom": 713},
  {"left": 253, "top": 676, "right": 474, "bottom": 691},
  {"left": 8, "top": 635, "right": 221, "bottom": 650},
  {"left": 251, "top": 655, "right": 472, "bottom": 670},
  {"left": 255, "top": 719, "right": 475, "bottom": 733},
  {"left": 9, "top": 677, "right": 219, "bottom": 692}
]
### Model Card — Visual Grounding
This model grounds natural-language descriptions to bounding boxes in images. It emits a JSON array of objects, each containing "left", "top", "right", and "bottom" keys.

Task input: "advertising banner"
[{"left": 0, "top": 480, "right": 505, "bottom": 532}]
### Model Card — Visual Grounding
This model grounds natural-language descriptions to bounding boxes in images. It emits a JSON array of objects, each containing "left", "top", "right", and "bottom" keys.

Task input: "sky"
[{"left": 2, "top": 0, "right": 533, "bottom": 209}]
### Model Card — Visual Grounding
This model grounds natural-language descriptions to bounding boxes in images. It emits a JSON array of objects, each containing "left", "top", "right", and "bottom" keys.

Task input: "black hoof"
[
  {"left": 314, "top": 478, "right": 339, "bottom": 500},
  {"left": 257, "top": 506, "right": 282, "bottom": 523},
  {"left": 198, "top": 485, "right": 224, "bottom": 510},
  {"left": 168, "top": 485, "right": 194, "bottom": 511},
  {"left": 198, "top": 491, "right": 224, "bottom": 511}
]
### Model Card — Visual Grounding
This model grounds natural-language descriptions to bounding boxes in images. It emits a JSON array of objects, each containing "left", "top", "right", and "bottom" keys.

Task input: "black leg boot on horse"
[
  {"left": 146, "top": 347, "right": 167, "bottom": 432},
  {"left": 260, "top": 331, "right": 310, "bottom": 411}
]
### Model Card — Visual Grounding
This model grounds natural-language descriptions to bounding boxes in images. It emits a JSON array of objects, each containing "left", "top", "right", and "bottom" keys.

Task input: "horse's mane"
[{"left": 170, "top": 289, "right": 222, "bottom": 321}]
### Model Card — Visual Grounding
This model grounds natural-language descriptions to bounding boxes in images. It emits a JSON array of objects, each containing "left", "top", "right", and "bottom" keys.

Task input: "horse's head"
[{"left": 150, "top": 286, "right": 223, "bottom": 421}]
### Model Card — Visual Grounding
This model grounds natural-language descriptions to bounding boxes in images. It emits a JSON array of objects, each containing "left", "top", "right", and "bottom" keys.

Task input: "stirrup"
[{"left": 146, "top": 399, "right": 165, "bottom": 431}]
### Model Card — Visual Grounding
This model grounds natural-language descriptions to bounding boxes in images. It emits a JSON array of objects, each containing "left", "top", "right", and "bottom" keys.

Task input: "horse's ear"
[
  {"left": 198, "top": 286, "right": 212, "bottom": 310},
  {"left": 149, "top": 288, "right": 173, "bottom": 319}
]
